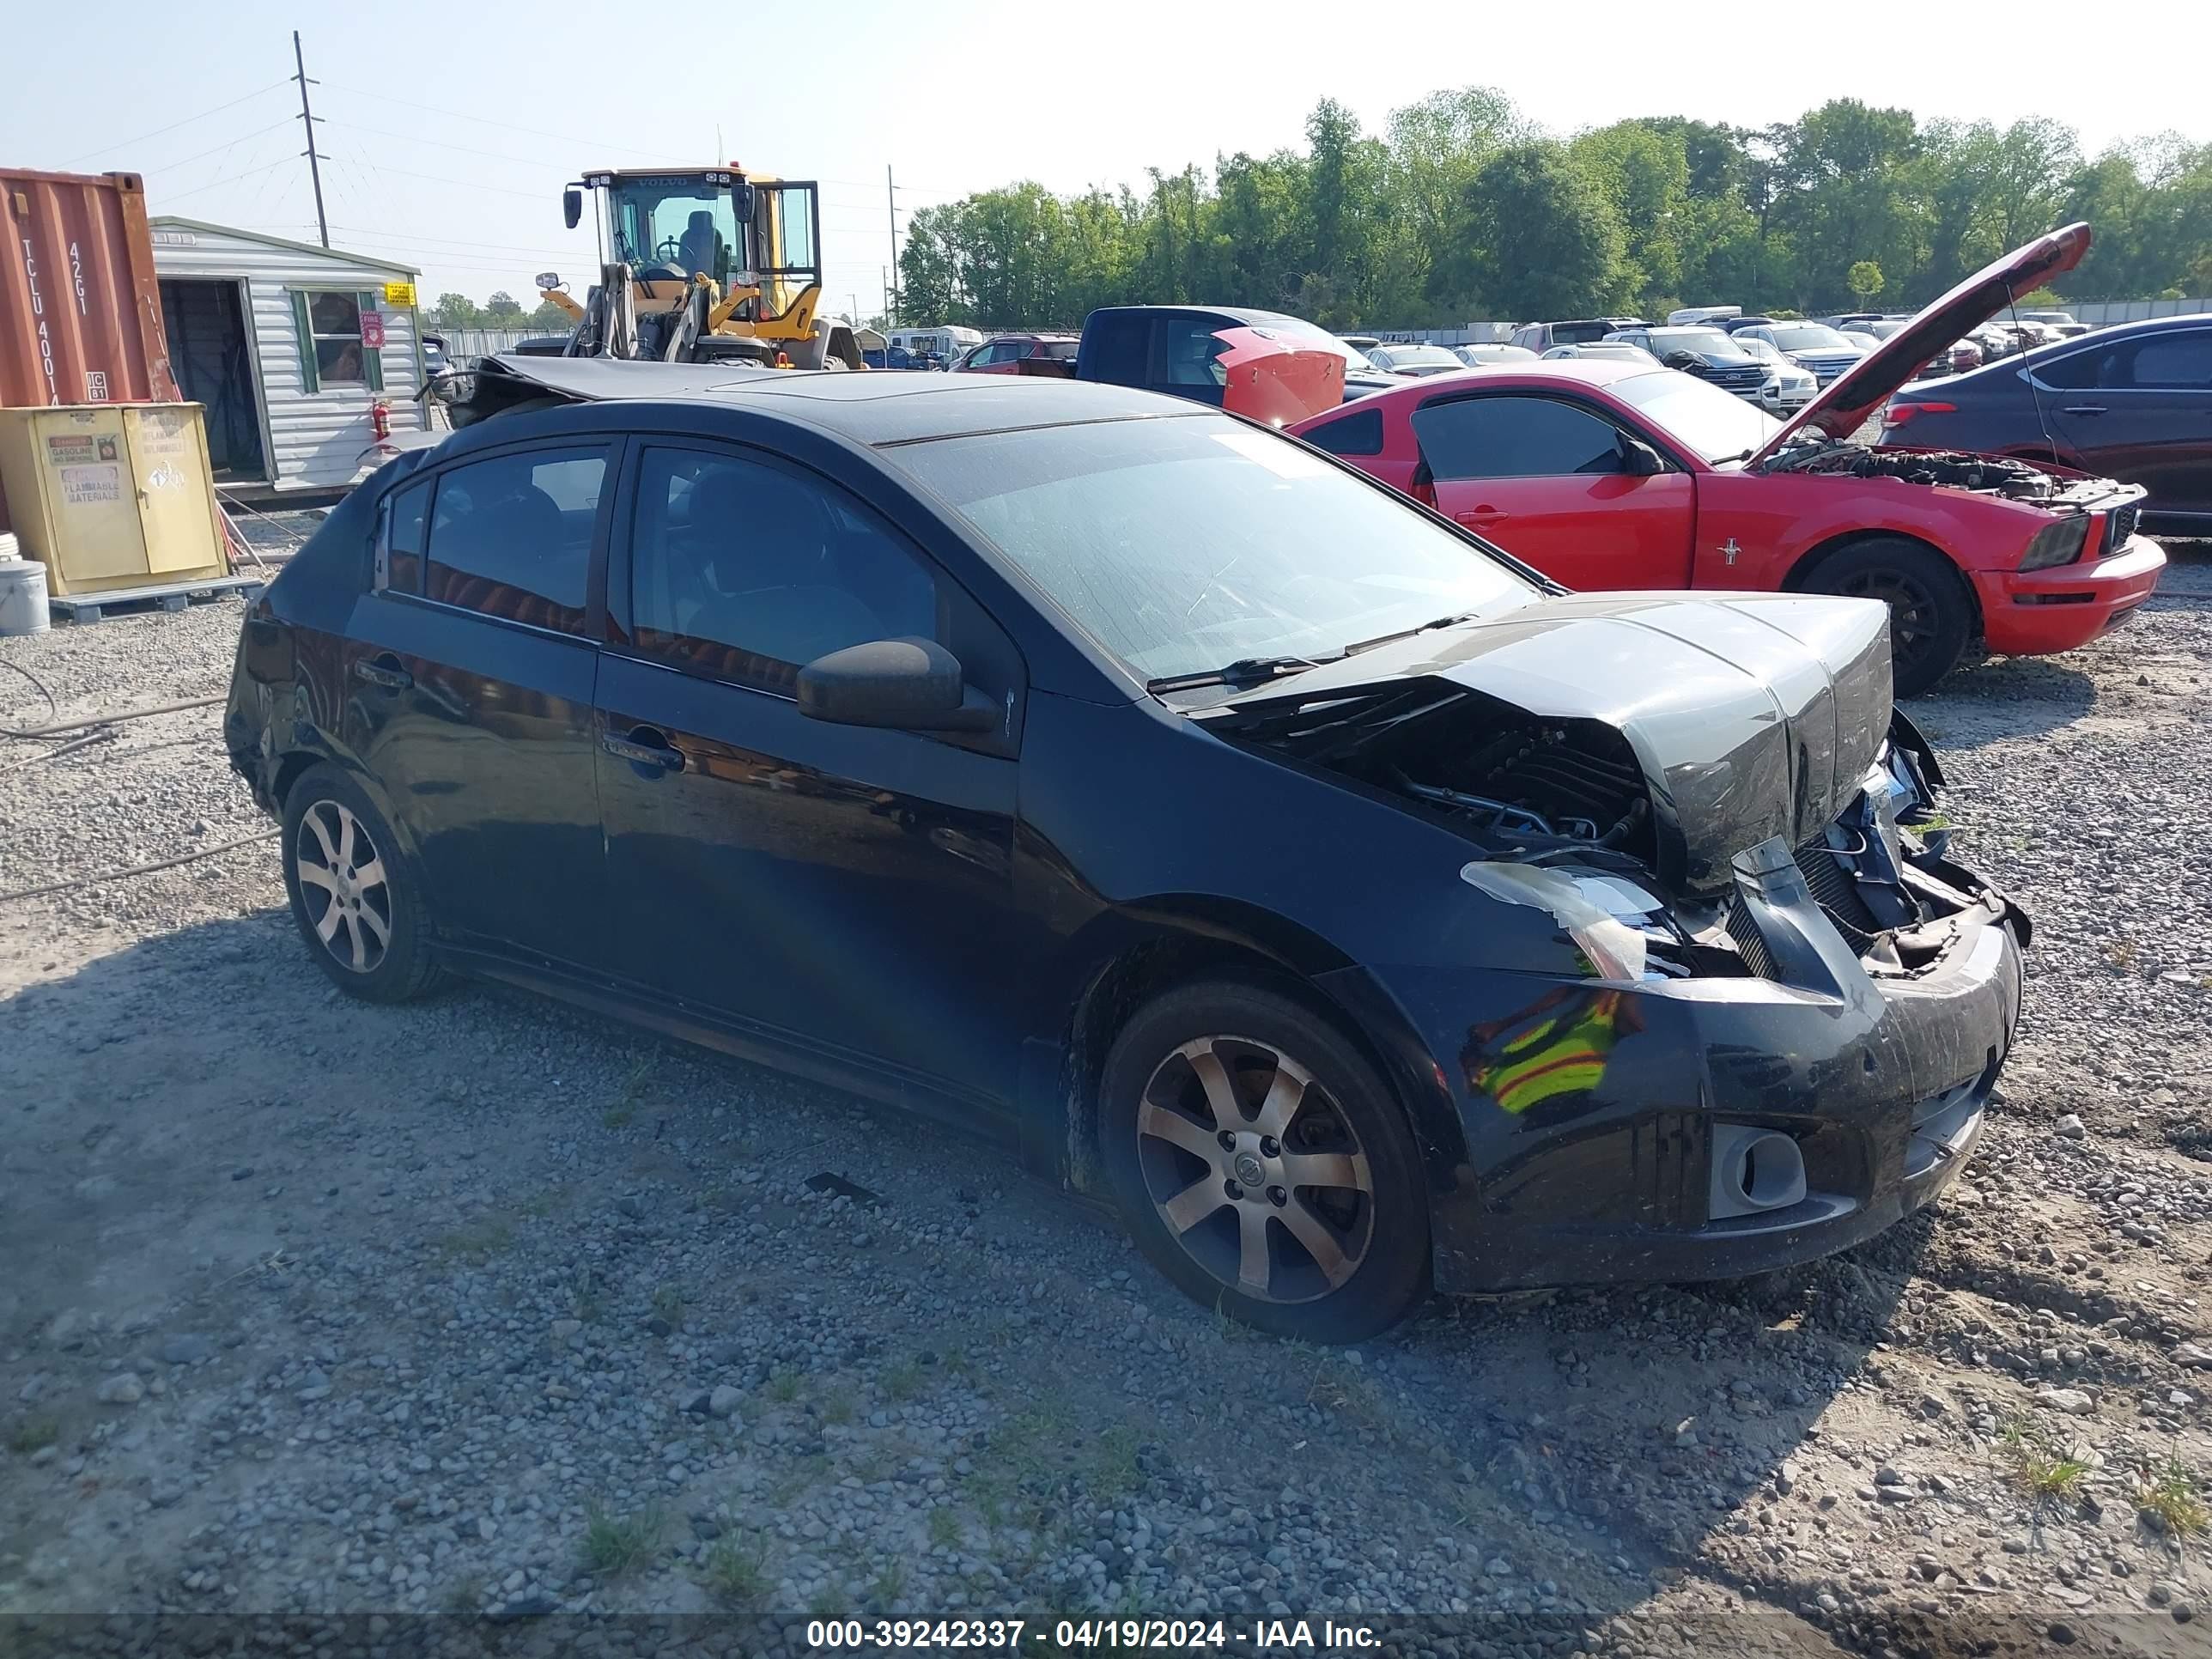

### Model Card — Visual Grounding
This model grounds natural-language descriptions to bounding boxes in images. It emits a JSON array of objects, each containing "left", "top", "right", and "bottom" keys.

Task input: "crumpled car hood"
[{"left": 1222, "top": 591, "right": 1894, "bottom": 898}]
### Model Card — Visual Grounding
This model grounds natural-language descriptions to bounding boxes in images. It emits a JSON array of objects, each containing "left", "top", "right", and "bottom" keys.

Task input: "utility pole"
[
  {"left": 292, "top": 31, "right": 329, "bottom": 248},
  {"left": 885, "top": 165, "right": 899, "bottom": 324}
]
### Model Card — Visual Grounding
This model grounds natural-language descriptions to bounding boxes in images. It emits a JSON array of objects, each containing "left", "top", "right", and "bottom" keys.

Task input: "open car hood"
[
  {"left": 1749, "top": 222, "right": 2093, "bottom": 466},
  {"left": 1211, "top": 591, "right": 1895, "bottom": 901},
  {"left": 1212, "top": 326, "right": 1346, "bottom": 425}
]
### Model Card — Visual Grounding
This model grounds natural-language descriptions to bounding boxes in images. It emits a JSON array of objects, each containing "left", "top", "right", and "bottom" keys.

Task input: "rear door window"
[
  {"left": 1151, "top": 316, "right": 1231, "bottom": 392},
  {"left": 1413, "top": 396, "right": 1626, "bottom": 480},
  {"left": 2126, "top": 330, "right": 2212, "bottom": 388},
  {"left": 377, "top": 479, "right": 429, "bottom": 595},
  {"left": 423, "top": 446, "right": 609, "bottom": 635},
  {"left": 1301, "top": 406, "right": 1385, "bottom": 458},
  {"left": 1083, "top": 314, "right": 1151, "bottom": 383}
]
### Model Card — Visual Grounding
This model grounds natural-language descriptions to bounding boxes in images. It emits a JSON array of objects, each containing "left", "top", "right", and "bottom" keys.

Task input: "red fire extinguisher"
[{"left": 371, "top": 399, "right": 392, "bottom": 441}]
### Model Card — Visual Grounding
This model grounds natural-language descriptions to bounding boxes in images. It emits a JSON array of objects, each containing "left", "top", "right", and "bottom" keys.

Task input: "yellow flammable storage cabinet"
[{"left": 0, "top": 404, "right": 228, "bottom": 596}]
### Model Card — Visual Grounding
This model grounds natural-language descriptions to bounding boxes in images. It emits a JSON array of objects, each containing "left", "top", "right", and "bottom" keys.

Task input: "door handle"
[
  {"left": 355, "top": 657, "right": 411, "bottom": 690},
  {"left": 601, "top": 730, "right": 685, "bottom": 772},
  {"left": 1461, "top": 506, "right": 1509, "bottom": 525},
  {"left": 2061, "top": 404, "right": 2106, "bottom": 416}
]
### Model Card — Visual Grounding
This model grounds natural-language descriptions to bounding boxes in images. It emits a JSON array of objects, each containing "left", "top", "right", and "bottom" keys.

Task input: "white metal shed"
[{"left": 147, "top": 218, "right": 429, "bottom": 497}]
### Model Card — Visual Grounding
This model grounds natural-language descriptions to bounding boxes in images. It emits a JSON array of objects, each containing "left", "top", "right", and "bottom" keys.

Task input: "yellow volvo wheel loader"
[{"left": 536, "top": 167, "right": 863, "bottom": 371}]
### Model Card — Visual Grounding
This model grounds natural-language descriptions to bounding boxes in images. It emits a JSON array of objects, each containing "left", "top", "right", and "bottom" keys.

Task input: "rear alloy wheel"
[
  {"left": 282, "top": 764, "right": 441, "bottom": 1002},
  {"left": 1101, "top": 981, "right": 1429, "bottom": 1342},
  {"left": 1805, "top": 538, "right": 1972, "bottom": 697}
]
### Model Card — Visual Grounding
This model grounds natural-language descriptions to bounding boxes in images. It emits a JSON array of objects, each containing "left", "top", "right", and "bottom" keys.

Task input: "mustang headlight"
[
  {"left": 2019, "top": 515, "right": 2090, "bottom": 571},
  {"left": 1461, "top": 862, "right": 1676, "bottom": 981}
]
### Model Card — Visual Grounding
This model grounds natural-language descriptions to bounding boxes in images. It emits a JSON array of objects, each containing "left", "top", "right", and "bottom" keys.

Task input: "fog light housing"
[{"left": 1709, "top": 1124, "right": 1808, "bottom": 1219}]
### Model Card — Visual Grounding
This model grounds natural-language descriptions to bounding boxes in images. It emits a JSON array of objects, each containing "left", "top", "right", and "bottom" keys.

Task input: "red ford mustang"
[{"left": 1290, "top": 225, "right": 2166, "bottom": 694}]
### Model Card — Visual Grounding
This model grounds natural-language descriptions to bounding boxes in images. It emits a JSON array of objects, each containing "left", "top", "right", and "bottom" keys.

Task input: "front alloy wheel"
[
  {"left": 1136, "top": 1037, "right": 1375, "bottom": 1304},
  {"left": 1101, "top": 980, "right": 1430, "bottom": 1342}
]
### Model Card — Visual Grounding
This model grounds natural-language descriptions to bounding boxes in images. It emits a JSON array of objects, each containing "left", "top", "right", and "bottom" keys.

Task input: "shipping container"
[{"left": 0, "top": 167, "right": 179, "bottom": 409}]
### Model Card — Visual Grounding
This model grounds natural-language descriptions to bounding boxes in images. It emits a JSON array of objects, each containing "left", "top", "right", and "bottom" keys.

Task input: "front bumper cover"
[{"left": 1325, "top": 841, "right": 2026, "bottom": 1294}]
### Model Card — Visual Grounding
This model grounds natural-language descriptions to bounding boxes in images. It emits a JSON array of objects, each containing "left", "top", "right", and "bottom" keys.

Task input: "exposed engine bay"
[
  {"left": 1774, "top": 442, "right": 2122, "bottom": 509},
  {"left": 1212, "top": 675, "right": 1998, "bottom": 982}
]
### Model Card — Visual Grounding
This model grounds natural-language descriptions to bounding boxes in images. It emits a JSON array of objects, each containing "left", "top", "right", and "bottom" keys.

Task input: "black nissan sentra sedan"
[{"left": 225, "top": 357, "right": 2027, "bottom": 1343}]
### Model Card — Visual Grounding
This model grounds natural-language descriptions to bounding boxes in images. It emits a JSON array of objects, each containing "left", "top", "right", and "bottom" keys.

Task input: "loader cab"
[{"left": 568, "top": 167, "right": 827, "bottom": 324}]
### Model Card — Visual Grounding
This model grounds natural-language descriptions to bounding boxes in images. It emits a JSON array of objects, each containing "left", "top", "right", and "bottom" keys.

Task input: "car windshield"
[
  {"left": 1649, "top": 328, "right": 1749, "bottom": 360},
  {"left": 1733, "top": 337, "right": 1783, "bottom": 362},
  {"left": 1771, "top": 325, "right": 1852, "bottom": 351},
  {"left": 1608, "top": 370, "right": 1784, "bottom": 465},
  {"left": 886, "top": 415, "right": 1539, "bottom": 684}
]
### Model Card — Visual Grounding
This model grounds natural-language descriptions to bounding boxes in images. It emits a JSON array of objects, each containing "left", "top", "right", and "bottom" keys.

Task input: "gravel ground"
[{"left": 2, "top": 558, "right": 2210, "bottom": 1659}]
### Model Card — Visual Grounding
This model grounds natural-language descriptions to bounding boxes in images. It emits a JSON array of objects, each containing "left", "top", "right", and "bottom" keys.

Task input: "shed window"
[{"left": 290, "top": 289, "right": 385, "bottom": 393}]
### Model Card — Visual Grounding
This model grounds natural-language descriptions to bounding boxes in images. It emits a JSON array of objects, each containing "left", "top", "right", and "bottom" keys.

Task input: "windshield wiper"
[
  {"left": 1144, "top": 654, "right": 1341, "bottom": 695},
  {"left": 1339, "top": 611, "right": 1485, "bottom": 657}
]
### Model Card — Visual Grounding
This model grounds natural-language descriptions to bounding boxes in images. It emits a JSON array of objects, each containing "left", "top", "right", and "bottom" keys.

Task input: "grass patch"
[
  {"left": 580, "top": 1498, "right": 663, "bottom": 1577},
  {"left": 2106, "top": 938, "right": 2139, "bottom": 971},
  {"left": 2136, "top": 1456, "right": 2208, "bottom": 1536},
  {"left": 437, "top": 1213, "right": 515, "bottom": 1261},
  {"left": 927, "top": 1506, "right": 962, "bottom": 1549},
  {"left": 820, "top": 1384, "right": 858, "bottom": 1426},
  {"left": 771, "top": 1452, "right": 831, "bottom": 1509},
  {"left": 1085, "top": 1425, "right": 1141, "bottom": 1502},
  {"left": 807, "top": 1580, "right": 853, "bottom": 1620},
  {"left": 1305, "top": 1354, "right": 1390, "bottom": 1437},
  {"left": 603, "top": 1053, "right": 658, "bottom": 1128},
  {"left": 7, "top": 1416, "right": 58, "bottom": 1455},
  {"left": 880, "top": 1358, "right": 925, "bottom": 1404},
  {"left": 650, "top": 1284, "right": 686, "bottom": 1326},
  {"left": 764, "top": 1369, "right": 803, "bottom": 1405},
  {"left": 2000, "top": 1419, "right": 2091, "bottom": 1500},
  {"left": 699, "top": 1533, "right": 771, "bottom": 1607},
  {"left": 870, "top": 1558, "right": 908, "bottom": 1607}
]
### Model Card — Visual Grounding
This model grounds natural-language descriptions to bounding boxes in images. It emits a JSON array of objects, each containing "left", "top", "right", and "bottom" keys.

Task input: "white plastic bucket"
[{"left": 0, "top": 550, "right": 51, "bottom": 637}]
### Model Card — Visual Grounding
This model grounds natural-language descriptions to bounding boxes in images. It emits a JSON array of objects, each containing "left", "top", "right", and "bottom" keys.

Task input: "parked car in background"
[
  {"left": 951, "top": 333, "right": 1080, "bottom": 375},
  {"left": 1820, "top": 313, "right": 1887, "bottom": 331},
  {"left": 1605, "top": 325, "right": 1770, "bottom": 402},
  {"left": 1340, "top": 335, "right": 1383, "bottom": 354},
  {"left": 1666, "top": 305, "right": 1741, "bottom": 327},
  {"left": 1509, "top": 318, "right": 1650, "bottom": 354},
  {"left": 1714, "top": 315, "right": 1779, "bottom": 335},
  {"left": 230, "top": 354, "right": 2030, "bottom": 1341},
  {"left": 1729, "top": 336, "right": 1820, "bottom": 412},
  {"left": 1880, "top": 313, "right": 2212, "bottom": 537},
  {"left": 1453, "top": 342, "right": 1540, "bottom": 367},
  {"left": 1367, "top": 343, "right": 1472, "bottom": 377},
  {"left": 1075, "top": 306, "right": 1401, "bottom": 409},
  {"left": 1841, "top": 330, "right": 1882, "bottom": 353},
  {"left": 1541, "top": 342, "right": 1661, "bottom": 367},
  {"left": 2020, "top": 308, "right": 2081, "bottom": 329},
  {"left": 1733, "top": 321, "right": 1868, "bottom": 387},
  {"left": 1290, "top": 224, "right": 2163, "bottom": 695}
]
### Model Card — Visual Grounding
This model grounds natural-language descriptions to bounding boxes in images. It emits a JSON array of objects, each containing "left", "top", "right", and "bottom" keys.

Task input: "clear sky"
[{"left": 6, "top": 0, "right": 2206, "bottom": 313}]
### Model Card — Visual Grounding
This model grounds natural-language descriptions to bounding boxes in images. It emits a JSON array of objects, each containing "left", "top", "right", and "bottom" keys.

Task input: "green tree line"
[
  {"left": 895, "top": 90, "right": 2212, "bottom": 331},
  {"left": 424, "top": 290, "right": 574, "bottom": 332}
]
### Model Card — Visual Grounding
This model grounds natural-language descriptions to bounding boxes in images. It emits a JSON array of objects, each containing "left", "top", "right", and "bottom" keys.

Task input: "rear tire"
[
  {"left": 1099, "top": 979, "right": 1431, "bottom": 1343},
  {"left": 1802, "top": 537, "right": 1973, "bottom": 697},
  {"left": 281, "top": 763, "right": 442, "bottom": 1003}
]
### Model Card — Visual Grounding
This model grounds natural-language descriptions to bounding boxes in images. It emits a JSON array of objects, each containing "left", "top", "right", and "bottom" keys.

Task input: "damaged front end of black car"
[{"left": 1180, "top": 592, "right": 2028, "bottom": 1294}]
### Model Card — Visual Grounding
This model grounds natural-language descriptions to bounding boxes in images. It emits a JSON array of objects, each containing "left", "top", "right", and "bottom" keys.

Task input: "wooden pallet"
[{"left": 49, "top": 573, "right": 264, "bottom": 625}]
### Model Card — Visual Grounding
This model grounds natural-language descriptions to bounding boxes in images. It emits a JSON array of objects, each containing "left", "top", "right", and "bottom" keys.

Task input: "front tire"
[
  {"left": 1802, "top": 538, "right": 1973, "bottom": 697},
  {"left": 1099, "top": 979, "right": 1431, "bottom": 1342},
  {"left": 281, "top": 763, "right": 441, "bottom": 1002}
]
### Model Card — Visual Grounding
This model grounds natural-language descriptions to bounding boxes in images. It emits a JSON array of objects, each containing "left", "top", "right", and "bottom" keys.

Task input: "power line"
[
  {"left": 62, "top": 80, "right": 291, "bottom": 167},
  {"left": 319, "top": 118, "right": 576, "bottom": 173},
  {"left": 356, "top": 161, "right": 551, "bottom": 201},
  {"left": 318, "top": 80, "right": 695, "bottom": 165},
  {"left": 323, "top": 224, "right": 586, "bottom": 258},
  {"left": 137, "top": 118, "right": 298, "bottom": 177},
  {"left": 162, "top": 155, "right": 295, "bottom": 204}
]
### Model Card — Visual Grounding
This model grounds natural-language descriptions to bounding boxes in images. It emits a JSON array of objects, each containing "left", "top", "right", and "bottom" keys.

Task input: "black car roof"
[{"left": 472, "top": 355, "right": 1200, "bottom": 446}]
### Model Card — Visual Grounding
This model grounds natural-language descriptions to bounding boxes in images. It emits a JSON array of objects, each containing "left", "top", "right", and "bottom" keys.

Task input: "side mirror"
[
  {"left": 1622, "top": 438, "right": 1667, "bottom": 477},
  {"left": 731, "top": 181, "right": 757, "bottom": 224},
  {"left": 562, "top": 188, "right": 583, "bottom": 230},
  {"left": 535, "top": 270, "right": 562, "bottom": 292},
  {"left": 796, "top": 637, "right": 999, "bottom": 732}
]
